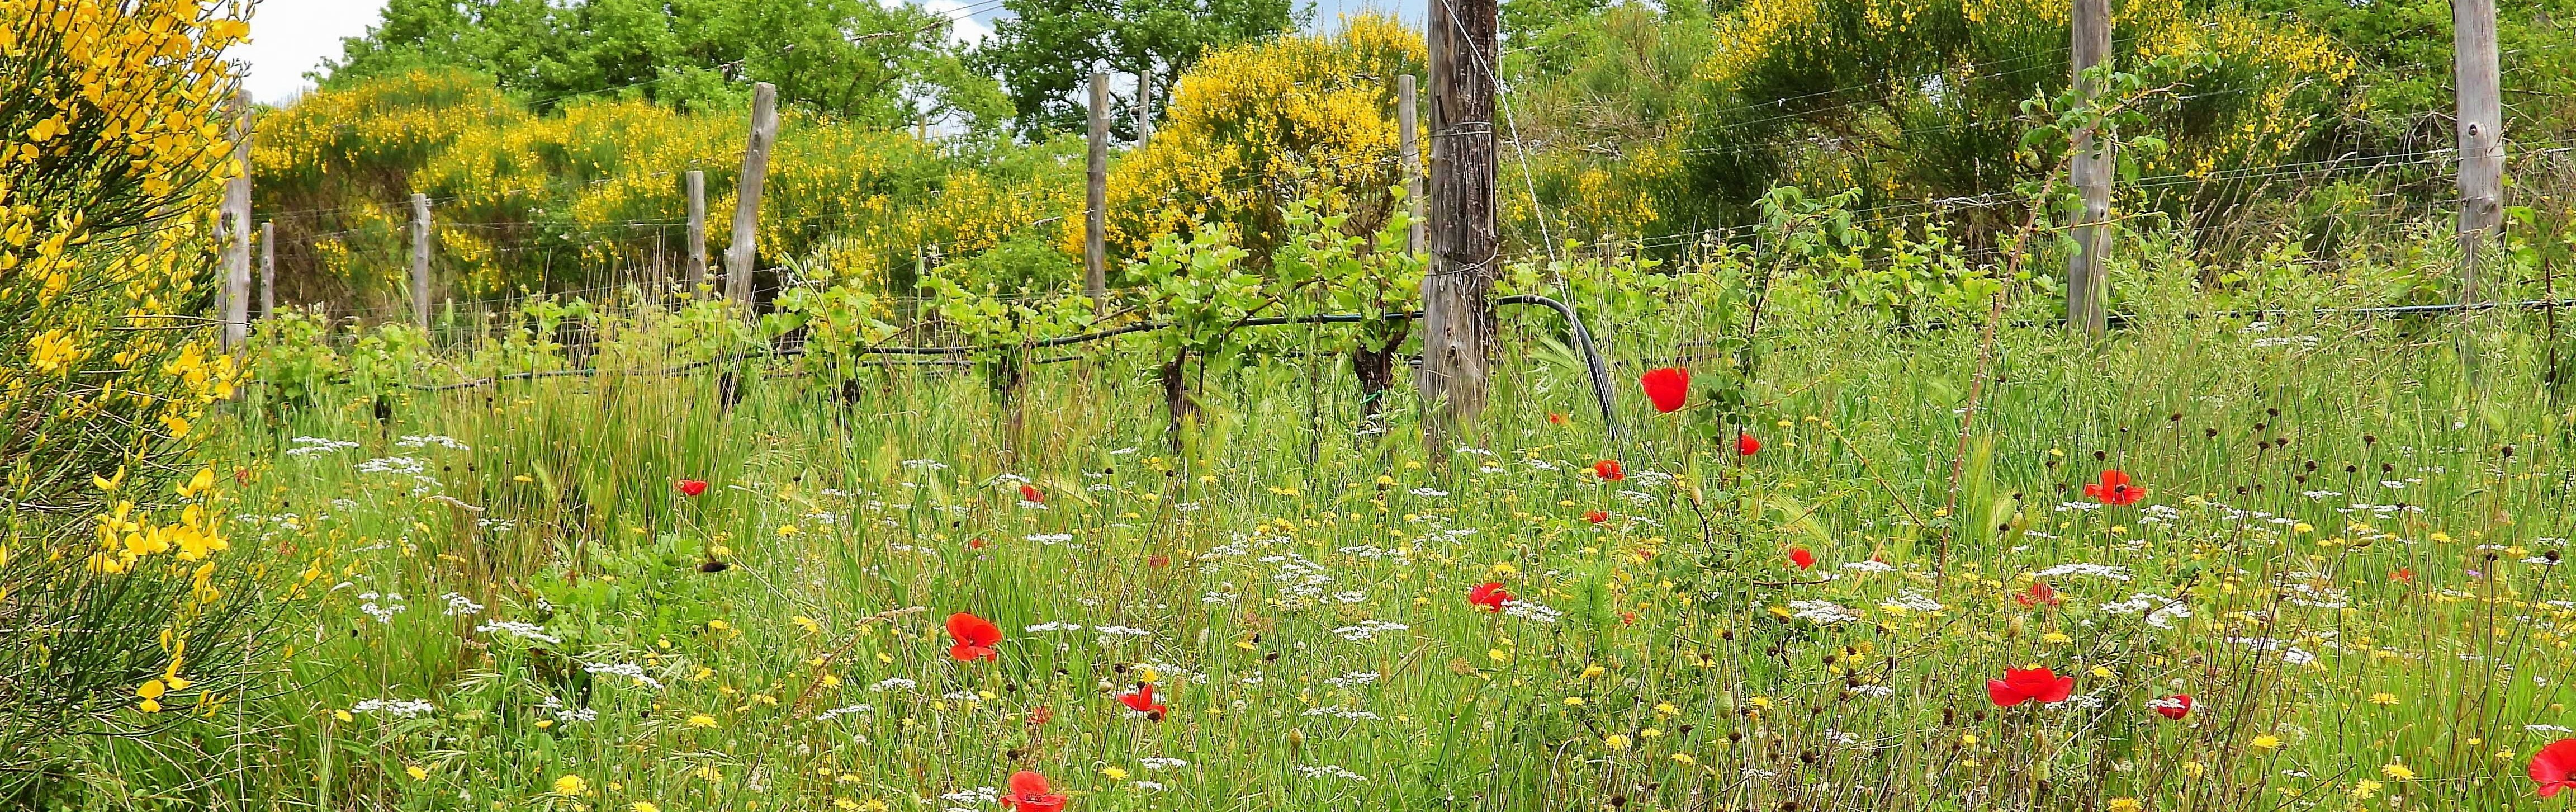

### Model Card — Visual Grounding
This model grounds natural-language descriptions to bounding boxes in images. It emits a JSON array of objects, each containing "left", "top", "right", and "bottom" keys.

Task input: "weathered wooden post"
[
  {"left": 1086, "top": 71, "right": 1110, "bottom": 313},
  {"left": 411, "top": 192, "right": 431, "bottom": 332},
  {"left": 685, "top": 169, "right": 708, "bottom": 290},
  {"left": 1419, "top": 0, "right": 1501, "bottom": 451},
  {"left": 2455, "top": 0, "right": 2504, "bottom": 306},
  {"left": 725, "top": 82, "right": 778, "bottom": 315},
  {"left": 1399, "top": 74, "right": 1424, "bottom": 255},
  {"left": 259, "top": 220, "right": 274, "bottom": 320},
  {"left": 222, "top": 89, "right": 252, "bottom": 352},
  {"left": 2066, "top": 0, "right": 2111, "bottom": 336},
  {"left": 1136, "top": 67, "right": 1156, "bottom": 147}
]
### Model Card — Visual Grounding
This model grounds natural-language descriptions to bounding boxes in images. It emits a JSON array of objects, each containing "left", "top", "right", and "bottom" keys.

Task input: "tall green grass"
[{"left": 64, "top": 308, "right": 2576, "bottom": 811}]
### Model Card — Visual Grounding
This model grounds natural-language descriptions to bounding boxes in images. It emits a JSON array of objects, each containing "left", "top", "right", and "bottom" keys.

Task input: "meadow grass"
[{"left": 157, "top": 310, "right": 2576, "bottom": 811}]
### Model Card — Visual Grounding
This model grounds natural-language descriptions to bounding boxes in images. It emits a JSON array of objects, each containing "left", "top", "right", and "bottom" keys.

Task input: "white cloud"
[{"left": 234, "top": 0, "right": 391, "bottom": 104}]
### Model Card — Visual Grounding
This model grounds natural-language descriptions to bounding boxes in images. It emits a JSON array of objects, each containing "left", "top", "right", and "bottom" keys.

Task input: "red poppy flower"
[
  {"left": 1119, "top": 683, "right": 1168, "bottom": 719},
  {"left": 675, "top": 479, "right": 709, "bottom": 497},
  {"left": 1736, "top": 432, "right": 1761, "bottom": 456},
  {"left": 2151, "top": 693, "right": 2194, "bottom": 720},
  {"left": 1000, "top": 770, "right": 1067, "bottom": 812},
  {"left": 1986, "top": 666, "right": 2076, "bottom": 707},
  {"left": 2082, "top": 469, "right": 2146, "bottom": 506},
  {"left": 945, "top": 612, "right": 1002, "bottom": 662},
  {"left": 1639, "top": 367, "right": 1690, "bottom": 413},
  {"left": 2392, "top": 568, "right": 2414, "bottom": 583},
  {"left": 1027, "top": 706, "right": 1054, "bottom": 725},
  {"left": 2013, "top": 581, "right": 2059, "bottom": 607},
  {"left": 1467, "top": 582, "right": 1513, "bottom": 612},
  {"left": 1548, "top": 412, "right": 1570, "bottom": 425},
  {"left": 1787, "top": 547, "right": 1816, "bottom": 570},
  {"left": 968, "top": 537, "right": 990, "bottom": 550},
  {"left": 1593, "top": 460, "right": 1625, "bottom": 481},
  {"left": 2534, "top": 738, "right": 2576, "bottom": 797},
  {"left": 1019, "top": 483, "right": 1044, "bottom": 503},
  {"left": 1584, "top": 510, "right": 1609, "bottom": 524}
]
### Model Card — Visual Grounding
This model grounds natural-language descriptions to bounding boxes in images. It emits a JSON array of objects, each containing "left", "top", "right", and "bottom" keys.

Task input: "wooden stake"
[
  {"left": 2066, "top": 0, "right": 2111, "bottom": 336},
  {"left": 1399, "top": 74, "right": 1424, "bottom": 255},
  {"left": 2455, "top": 0, "right": 2504, "bottom": 306},
  {"left": 222, "top": 89, "right": 252, "bottom": 352},
  {"left": 1086, "top": 70, "right": 1109, "bottom": 313},
  {"left": 685, "top": 169, "right": 708, "bottom": 290},
  {"left": 726, "top": 82, "right": 779, "bottom": 315},
  {"left": 1136, "top": 67, "right": 1155, "bottom": 146},
  {"left": 411, "top": 192, "right": 432, "bottom": 331},
  {"left": 1419, "top": 0, "right": 1501, "bottom": 451},
  {"left": 259, "top": 220, "right": 274, "bottom": 320}
]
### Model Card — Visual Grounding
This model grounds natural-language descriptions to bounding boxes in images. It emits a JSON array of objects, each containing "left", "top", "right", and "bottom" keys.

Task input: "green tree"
[
  {"left": 329, "top": 0, "right": 1009, "bottom": 129},
  {"left": 972, "top": 0, "right": 1305, "bottom": 138}
]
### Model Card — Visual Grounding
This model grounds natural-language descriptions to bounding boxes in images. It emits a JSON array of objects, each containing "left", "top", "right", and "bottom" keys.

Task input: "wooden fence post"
[
  {"left": 1136, "top": 67, "right": 1155, "bottom": 147},
  {"left": 2455, "top": 0, "right": 2504, "bottom": 306},
  {"left": 685, "top": 169, "right": 708, "bottom": 290},
  {"left": 411, "top": 192, "right": 431, "bottom": 331},
  {"left": 1086, "top": 71, "right": 1110, "bottom": 313},
  {"left": 1420, "top": 0, "right": 1502, "bottom": 452},
  {"left": 726, "top": 82, "right": 779, "bottom": 315},
  {"left": 259, "top": 220, "right": 274, "bottom": 320},
  {"left": 2066, "top": 0, "right": 2111, "bottom": 336},
  {"left": 222, "top": 89, "right": 252, "bottom": 352},
  {"left": 1399, "top": 74, "right": 1424, "bottom": 255}
]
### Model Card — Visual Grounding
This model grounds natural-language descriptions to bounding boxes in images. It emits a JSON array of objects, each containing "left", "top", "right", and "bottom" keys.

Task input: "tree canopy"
[
  {"left": 973, "top": 0, "right": 1305, "bottom": 139},
  {"left": 329, "top": 0, "right": 1009, "bottom": 128}
]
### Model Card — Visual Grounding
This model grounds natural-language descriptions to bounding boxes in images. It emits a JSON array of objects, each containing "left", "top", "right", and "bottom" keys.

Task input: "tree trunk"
[
  {"left": 1161, "top": 352, "right": 1196, "bottom": 449},
  {"left": 1353, "top": 322, "right": 1409, "bottom": 427}
]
